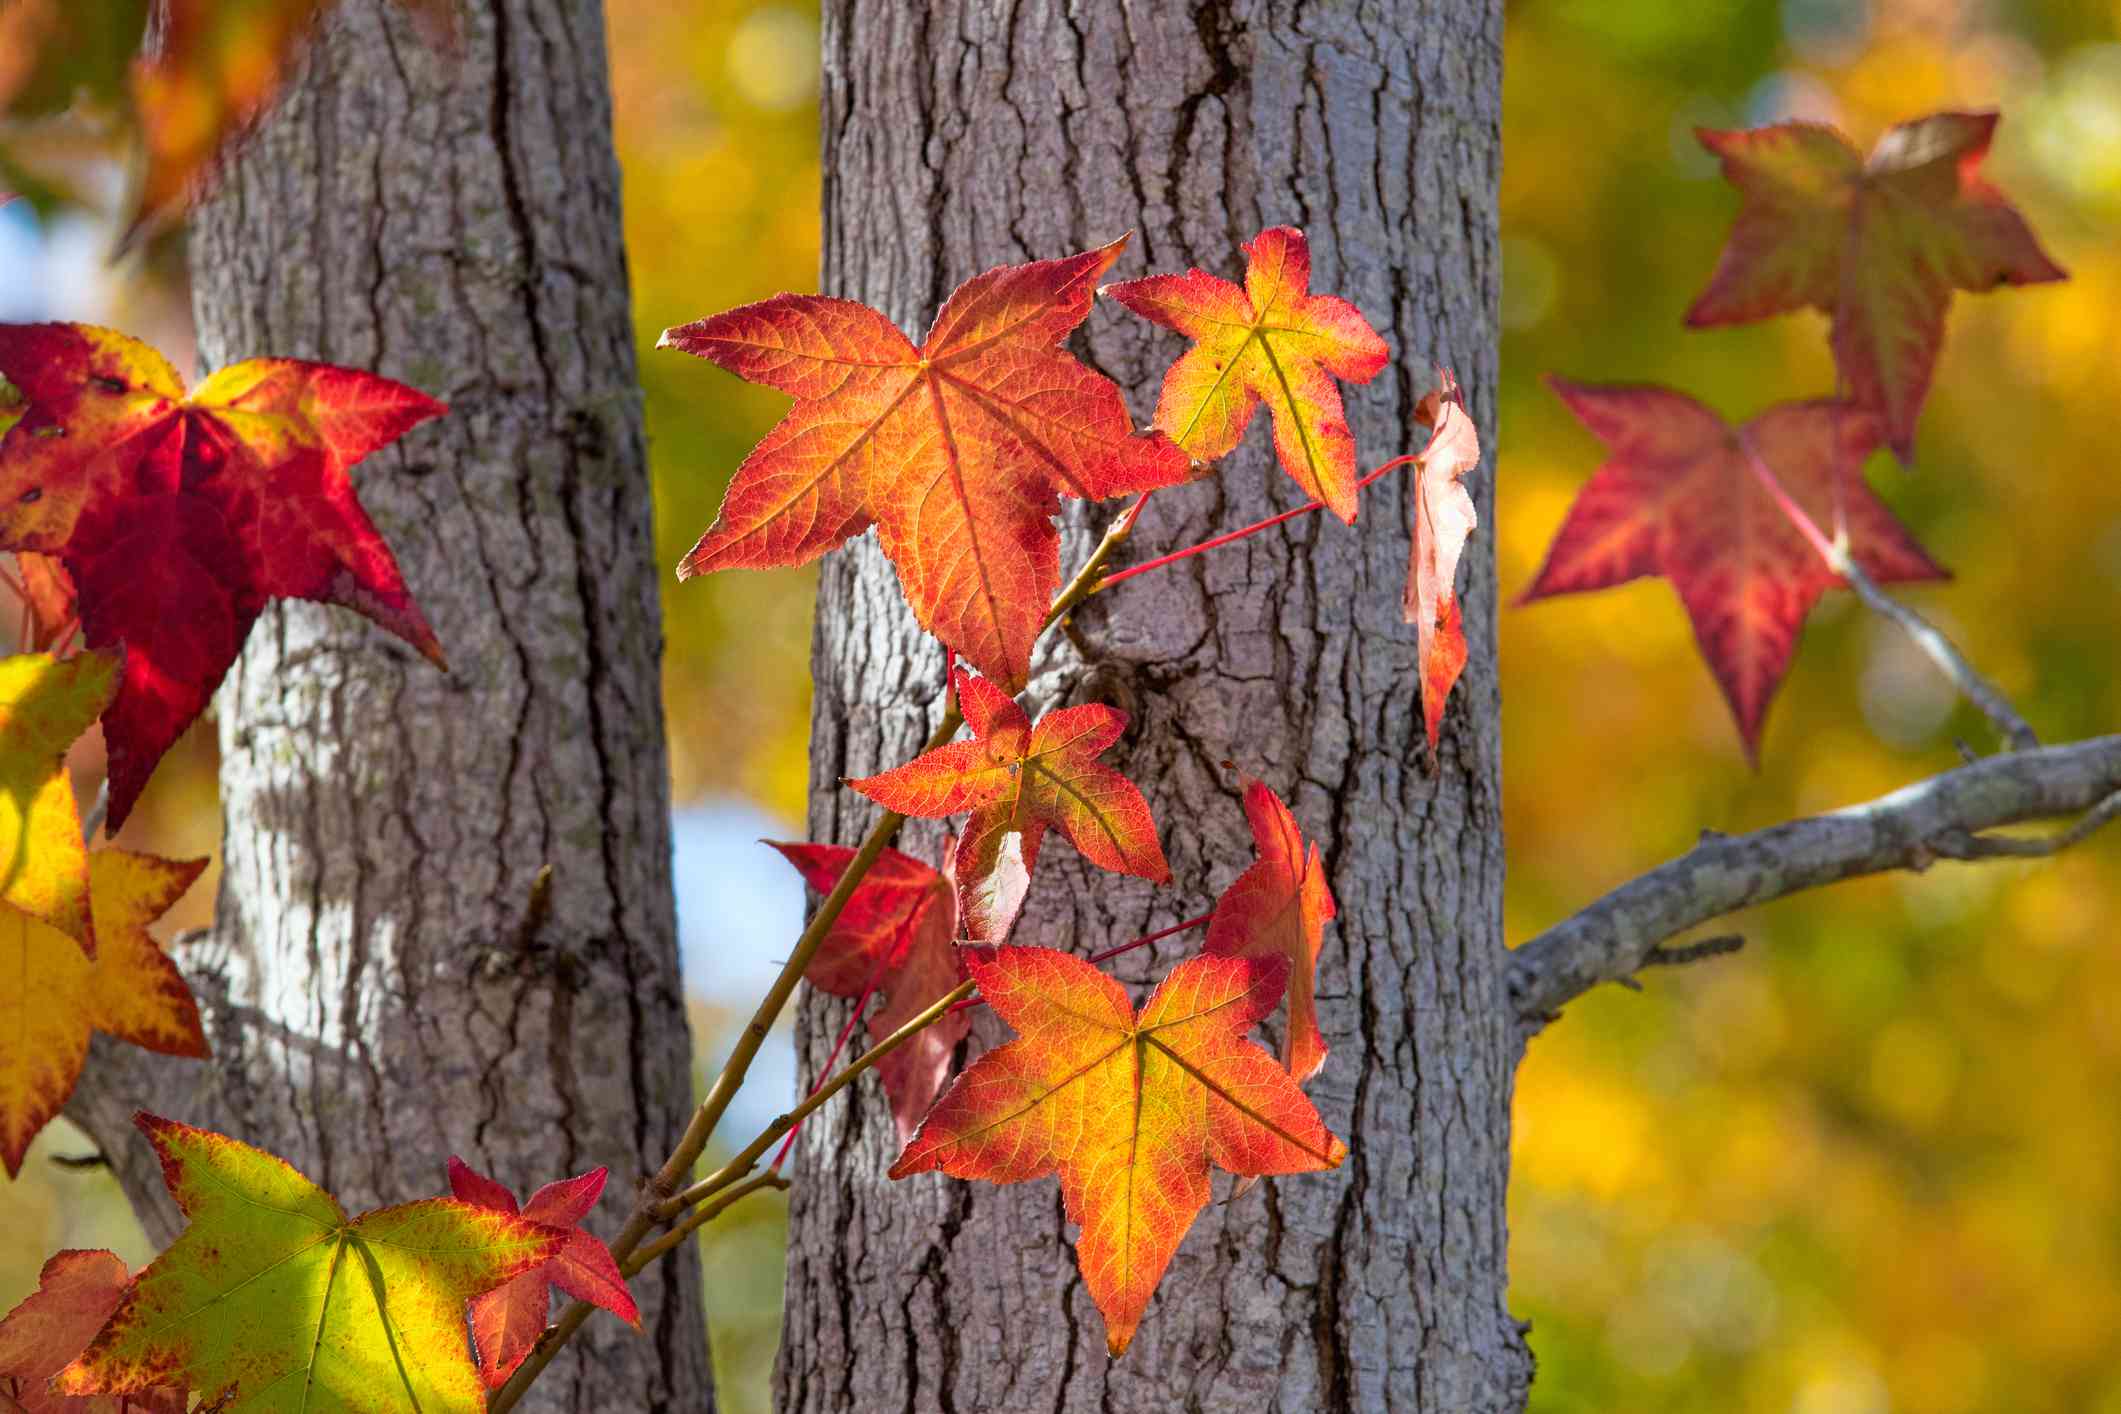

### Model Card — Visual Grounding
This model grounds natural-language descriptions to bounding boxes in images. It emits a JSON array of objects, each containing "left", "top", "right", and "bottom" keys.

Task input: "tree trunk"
[
  {"left": 66, "top": 1, "right": 713, "bottom": 1407},
  {"left": 783, "top": 3, "right": 1521, "bottom": 1411}
]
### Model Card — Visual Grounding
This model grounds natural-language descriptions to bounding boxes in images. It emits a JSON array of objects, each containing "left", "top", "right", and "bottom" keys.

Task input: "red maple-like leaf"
[
  {"left": 1103, "top": 225, "right": 1389, "bottom": 523},
  {"left": 0, "top": 324, "right": 446, "bottom": 829},
  {"left": 1399, "top": 369, "right": 1482, "bottom": 750},
  {"left": 1204, "top": 779, "right": 1337, "bottom": 1083},
  {"left": 1686, "top": 111, "right": 2064, "bottom": 458},
  {"left": 891, "top": 946, "right": 1347, "bottom": 1355},
  {"left": 661, "top": 238, "right": 1192, "bottom": 689},
  {"left": 1522, "top": 380, "right": 1947, "bottom": 758},
  {"left": 0, "top": 1250, "right": 186, "bottom": 1413},
  {"left": 445, "top": 1159, "right": 638, "bottom": 1389},
  {"left": 769, "top": 841, "right": 983, "bottom": 1141},
  {"left": 848, "top": 670, "right": 1169, "bottom": 918}
]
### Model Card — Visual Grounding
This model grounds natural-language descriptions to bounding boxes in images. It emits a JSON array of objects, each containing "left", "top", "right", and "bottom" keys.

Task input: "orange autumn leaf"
[
  {"left": 1521, "top": 380, "right": 1947, "bottom": 759},
  {"left": 1103, "top": 225, "right": 1389, "bottom": 523},
  {"left": 57, "top": 1115, "right": 561, "bottom": 1412},
  {"left": 0, "top": 323, "right": 446, "bottom": 830},
  {"left": 1204, "top": 779, "right": 1337, "bottom": 1083},
  {"left": 0, "top": 1250, "right": 185, "bottom": 1414},
  {"left": 769, "top": 840, "right": 978, "bottom": 1141},
  {"left": 444, "top": 1159, "right": 638, "bottom": 1390},
  {"left": 890, "top": 946, "right": 1347, "bottom": 1355},
  {"left": 0, "top": 650, "right": 119, "bottom": 955},
  {"left": 1399, "top": 369, "right": 1481, "bottom": 750},
  {"left": 848, "top": 670, "right": 1169, "bottom": 911},
  {"left": 0, "top": 849, "right": 207, "bottom": 1177},
  {"left": 1686, "top": 111, "right": 2064, "bottom": 458},
  {"left": 662, "top": 238, "right": 1191, "bottom": 689}
]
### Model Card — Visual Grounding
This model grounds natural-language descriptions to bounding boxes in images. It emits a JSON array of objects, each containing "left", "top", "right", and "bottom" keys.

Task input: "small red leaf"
[
  {"left": 1204, "top": 779, "right": 1337, "bottom": 1082},
  {"left": 769, "top": 840, "right": 970, "bottom": 1141},
  {"left": 1523, "top": 380, "right": 1947, "bottom": 758},
  {"left": 0, "top": 1250, "right": 186, "bottom": 1413},
  {"left": 447, "top": 1159, "right": 637, "bottom": 1389}
]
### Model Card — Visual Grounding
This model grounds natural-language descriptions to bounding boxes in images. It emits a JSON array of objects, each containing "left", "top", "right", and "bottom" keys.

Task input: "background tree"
[{"left": 59, "top": 1, "right": 716, "bottom": 1408}]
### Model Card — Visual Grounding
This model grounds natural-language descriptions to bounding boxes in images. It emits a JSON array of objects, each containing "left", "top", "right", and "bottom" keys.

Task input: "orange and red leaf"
[
  {"left": 849, "top": 670, "right": 1169, "bottom": 916},
  {"left": 890, "top": 946, "right": 1347, "bottom": 1355},
  {"left": 1522, "top": 380, "right": 1947, "bottom": 758},
  {"left": 1686, "top": 112, "right": 2064, "bottom": 457},
  {"left": 663, "top": 238, "right": 1192, "bottom": 688},
  {"left": 1104, "top": 226, "right": 1388, "bottom": 522}
]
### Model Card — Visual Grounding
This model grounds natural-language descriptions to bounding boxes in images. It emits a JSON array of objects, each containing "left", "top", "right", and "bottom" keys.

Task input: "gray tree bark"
[
  {"left": 783, "top": 4, "right": 1522, "bottom": 1411},
  {"left": 64, "top": 1, "right": 713, "bottom": 1407}
]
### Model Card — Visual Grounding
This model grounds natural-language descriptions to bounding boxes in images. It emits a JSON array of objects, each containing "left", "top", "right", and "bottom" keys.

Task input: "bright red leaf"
[
  {"left": 769, "top": 840, "right": 979, "bottom": 1141},
  {"left": 0, "top": 323, "right": 446, "bottom": 829},
  {"left": 891, "top": 946, "right": 1347, "bottom": 1355},
  {"left": 662, "top": 238, "right": 1192, "bottom": 689},
  {"left": 0, "top": 1250, "right": 185, "bottom": 1413},
  {"left": 1686, "top": 111, "right": 2064, "bottom": 458},
  {"left": 1204, "top": 779, "right": 1336, "bottom": 1083},
  {"left": 444, "top": 1159, "right": 638, "bottom": 1389},
  {"left": 848, "top": 670, "right": 1169, "bottom": 909},
  {"left": 1399, "top": 369, "right": 1481, "bottom": 750},
  {"left": 1103, "top": 225, "right": 1389, "bottom": 523},
  {"left": 1522, "top": 380, "right": 1947, "bottom": 758}
]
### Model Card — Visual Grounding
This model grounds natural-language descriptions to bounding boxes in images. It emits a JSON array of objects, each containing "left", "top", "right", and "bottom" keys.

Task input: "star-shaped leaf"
[
  {"left": 1204, "top": 779, "right": 1336, "bottom": 1083},
  {"left": 1522, "top": 380, "right": 1948, "bottom": 758},
  {"left": 1399, "top": 369, "right": 1482, "bottom": 749},
  {"left": 661, "top": 238, "right": 1192, "bottom": 689},
  {"left": 1103, "top": 225, "right": 1389, "bottom": 523},
  {"left": 56, "top": 1114, "right": 561, "bottom": 1412},
  {"left": 0, "top": 323, "right": 447, "bottom": 830},
  {"left": 0, "top": 650, "right": 118, "bottom": 954},
  {"left": 890, "top": 947, "right": 1347, "bottom": 1355},
  {"left": 444, "top": 1159, "right": 638, "bottom": 1390},
  {"left": 770, "top": 841, "right": 980, "bottom": 1141},
  {"left": 1686, "top": 111, "right": 2064, "bottom": 458},
  {"left": 0, "top": 849, "right": 208, "bottom": 1177},
  {"left": 848, "top": 670, "right": 1169, "bottom": 912},
  {"left": 0, "top": 1250, "right": 185, "bottom": 1414}
]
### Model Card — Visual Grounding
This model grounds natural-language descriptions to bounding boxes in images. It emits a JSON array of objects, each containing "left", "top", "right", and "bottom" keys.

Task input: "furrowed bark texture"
[
  {"left": 64, "top": 1, "right": 712, "bottom": 1407},
  {"left": 784, "top": 4, "right": 1520, "bottom": 1411}
]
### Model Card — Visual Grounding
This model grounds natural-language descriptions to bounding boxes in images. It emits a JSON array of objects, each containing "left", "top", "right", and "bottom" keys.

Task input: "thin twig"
[
  {"left": 1637, "top": 934, "right": 1745, "bottom": 970},
  {"left": 1926, "top": 787, "right": 2121, "bottom": 860},
  {"left": 80, "top": 781, "right": 108, "bottom": 845},
  {"left": 656, "top": 977, "right": 979, "bottom": 1218},
  {"left": 623, "top": 1171, "right": 788, "bottom": 1274},
  {"left": 1736, "top": 428, "right": 2038, "bottom": 752},
  {"left": 488, "top": 494, "right": 1159, "bottom": 1414}
]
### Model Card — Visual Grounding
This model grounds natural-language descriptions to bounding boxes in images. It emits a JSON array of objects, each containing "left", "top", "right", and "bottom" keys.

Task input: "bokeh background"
[{"left": 3, "top": 1, "right": 2119, "bottom": 1410}]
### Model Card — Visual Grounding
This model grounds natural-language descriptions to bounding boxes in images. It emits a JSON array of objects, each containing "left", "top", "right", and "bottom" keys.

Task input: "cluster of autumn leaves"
[
  {"left": 0, "top": 95, "right": 2065, "bottom": 1405},
  {"left": 1523, "top": 111, "right": 2064, "bottom": 755}
]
